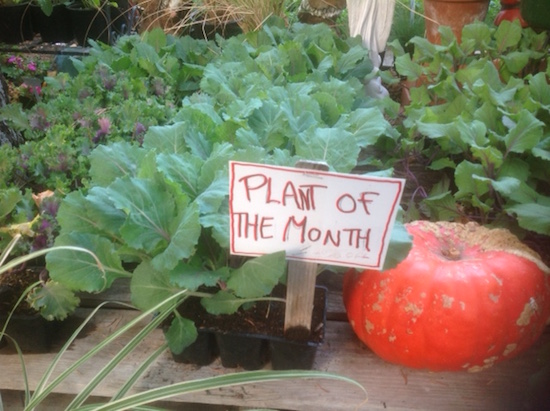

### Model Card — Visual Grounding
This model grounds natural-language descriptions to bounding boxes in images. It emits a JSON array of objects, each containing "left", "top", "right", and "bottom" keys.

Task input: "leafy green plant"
[
  {"left": 0, "top": 233, "right": 100, "bottom": 333},
  {"left": 0, "top": 209, "right": 365, "bottom": 409},
  {"left": 0, "top": 187, "right": 366, "bottom": 411},
  {"left": 0, "top": 54, "right": 52, "bottom": 109},
  {"left": 0, "top": 0, "right": 25, "bottom": 5},
  {"left": 0, "top": 20, "right": 385, "bottom": 193},
  {"left": 0, "top": 188, "right": 75, "bottom": 322},
  {"left": 0, "top": 188, "right": 60, "bottom": 266},
  {"left": 1, "top": 240, "right": 366, "bottom": 410},
  {"left": 2, "top": 20, "right": 412, "bottom": 352},
  {"left": 74, "top": 0, "right": 116, "bottom": 10},
  {"left": 34, "top": 20, "right": 411, "bottom": 352},
  {"left": 43, "top": 137, "right": 289, "bottom": 352},
  {"left": 32, "top": 0, "right": 67, "bottom": 15},
  {"left": 0, "top": 30, "right": 218, "bottom": 192},
  {"left": 387, "top": 20, "right": 550, "bottom": 235},
  {"left": 388, "top": 0, "right": 425, "bottom": 55},
  {"left": 484, "top": 0, "right": 502, "bottom": 25}
]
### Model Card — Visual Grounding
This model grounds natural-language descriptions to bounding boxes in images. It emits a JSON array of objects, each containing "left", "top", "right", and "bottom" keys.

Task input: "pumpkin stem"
[{"left": 442, "top": 246, "right": 461, "bottom": 260}]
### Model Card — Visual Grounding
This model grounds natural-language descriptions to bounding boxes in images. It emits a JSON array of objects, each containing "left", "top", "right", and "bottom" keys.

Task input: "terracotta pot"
[
  {"left": 423, "top": 0, "right": 491, "bottom": 44},
  {"left": 494, "top": 0, "right": 527, "bottom": 27}
]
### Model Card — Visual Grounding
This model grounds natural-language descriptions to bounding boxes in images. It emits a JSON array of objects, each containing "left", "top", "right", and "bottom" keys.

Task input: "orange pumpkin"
[{"left": 343, "top": 221, "right": 550, "bottom": 372}]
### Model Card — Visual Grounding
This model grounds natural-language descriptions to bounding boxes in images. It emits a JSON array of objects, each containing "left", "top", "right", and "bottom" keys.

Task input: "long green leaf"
[
  {"left": 66, "top": 309, "right": 173, "bottom": 409},
  {"left": 1, "top": 245, "right": 104, "bottom": 277},
  {"left": 26, "top": 292, "right": 188, "bottom": 410},
  {"left": 30, "top": 302, "right": 113, "bottom": 405},
  {"left": 75, "top": 370, "right": 368, "bottom": 411},
  {"left": 111, "top": 343, "right": 169, "bottom": 401}
]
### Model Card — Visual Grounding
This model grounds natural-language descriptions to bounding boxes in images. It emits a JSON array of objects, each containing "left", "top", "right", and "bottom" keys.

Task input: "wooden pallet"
[{"left": 1, "top": 274, "right": 549, "bottom": 411}]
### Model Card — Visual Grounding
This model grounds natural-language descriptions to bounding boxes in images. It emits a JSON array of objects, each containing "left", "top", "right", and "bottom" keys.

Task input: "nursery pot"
[
  {"left": 170, "top": 332, "right": 218, "bottom": 366},
  {"left": 67, "top": 1, "right": 112, "bottom": 46},
  {"left": 215, "top": 331, "right": 269, "bottom": 370},
  {"left": 0, "top": 266, "right": 64, "bottom": 353},
  {"left": 189, "top": 17, "right": 242, "bottom": 40},
  {"left": 423, "top": 0, "right": 491, "bottom": 44},
  {"left": 109, "top": 0, "right": 135, "bottom": 37},
  {"left": 169, "top": 285, "right": 327, "bottom": 370},
  {"left": 0, "top": 3, "right": 34, "bottom": 44},
  {"left": 31, "top": 4, "right": 74, "bottom": 43},
  {"left": 0, "top": 312, "right": 59, "bottom": 353}
]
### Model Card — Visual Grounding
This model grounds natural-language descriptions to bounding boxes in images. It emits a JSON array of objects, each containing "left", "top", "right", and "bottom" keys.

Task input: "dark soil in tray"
[
  {"left": 175, "top": 285, "right": 325, "bottom": 343},
  {"left": 0, "top": 266, "right": 46, "bottom": 316}
]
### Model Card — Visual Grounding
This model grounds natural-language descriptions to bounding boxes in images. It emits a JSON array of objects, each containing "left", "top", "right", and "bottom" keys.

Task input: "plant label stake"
[{"left": 284, "top": 160, "right": 329, "bottom": 340}]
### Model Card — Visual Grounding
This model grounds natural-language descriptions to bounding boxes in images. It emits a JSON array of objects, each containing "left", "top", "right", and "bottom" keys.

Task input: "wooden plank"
[
  {"left": 78, "top": 277, "right": 132, "bottom": 307},
  {"left": 0, "top": 391, "right": 241, "bottom": 411},
  {"left": 1, "top": 307, "right": 549, "bottom": 411}
]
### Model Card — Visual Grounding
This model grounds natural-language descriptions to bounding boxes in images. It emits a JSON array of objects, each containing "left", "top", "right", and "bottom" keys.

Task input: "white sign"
[{"left": 229, "top": 161, "right": 405, "bottom": 269}]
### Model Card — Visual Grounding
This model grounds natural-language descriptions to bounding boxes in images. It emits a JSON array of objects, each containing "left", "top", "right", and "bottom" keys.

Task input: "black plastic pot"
[
  {"left": 0, "top": 3, "right": 34, "bottom": 44},
  {"left": 109, "top": 0, "right": 135, "bottom": 38},
  {"left": 31, "top": 4, "right": 73, "bottom": 43},
  {"left": 67, "top": 2, "right": 112, "bottom": 46},
  {"left": 169, "top": 286, "right": 327, "bottom": 370},
  {"left": 215, "top": 332, "right": 269, "bottom": 370},
  {"left": 0, "top": 266, "right": 64, "bottom": 353},
  {"left": 269, "top": 337, "right": 321, "bottom": 370},
  {"left": 189, "top": 19, "right": 242, "bottom": 40},
  {"left": 170, "top": 331, "right": 218, "bottom": 366},
  {"left": 0, "top": 312, "right": 59, "bottom": 353}
]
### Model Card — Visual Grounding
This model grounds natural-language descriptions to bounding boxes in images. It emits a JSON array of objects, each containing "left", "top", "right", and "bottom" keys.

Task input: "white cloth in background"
[{"left": 346, "top": 0, "right": 396, "bottom": 98}]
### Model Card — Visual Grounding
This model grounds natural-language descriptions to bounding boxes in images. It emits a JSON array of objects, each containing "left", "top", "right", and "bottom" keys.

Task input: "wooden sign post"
[
  {"left": 284, "top": 160, "right": 329, "bottom": 339},
  {"left": 229, "top": 160, "right": 405, "bottom": 340}
]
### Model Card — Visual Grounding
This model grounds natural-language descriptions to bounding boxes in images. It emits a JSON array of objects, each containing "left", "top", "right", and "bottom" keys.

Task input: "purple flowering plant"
[
  {"left": 0, "top": 188, "right": 61, "bottom": 262},
  {"left": 1, "top": 54, "right": 51, "bottom": 107}
]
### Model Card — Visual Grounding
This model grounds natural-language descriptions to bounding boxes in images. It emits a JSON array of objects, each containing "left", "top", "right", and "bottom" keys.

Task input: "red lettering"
[
  {"left": 357, "top": 191, "right": 379, "bottom": 215},
  {"left": 283, "top": 215, "right": 307, "bottom": 243},
  {"left": 298, "top": 184, "right": 327, "bottom": 210},
  {"left": 343, "top": 228, "right": 371, "bottom": 251},
  {"left": 233, "top": 213, "right": 274, "bottom": 240},
  {"left": 323, "top": 229, "right": 341, "bottom": 247},
  {"left": 282, "top": 181, "right": 300, "bottom": 209},
  {"left": 308, "top": 227, "right": 321, "bottom": 242},
  {"left": 336, "top": 193, "right": 356, "bottom": 213},
  {"left": 259, "top": 216, "right": 274, "bottom": 239},
  {"left": 238, "top": 174, "right": 280, "bottom": 204}
]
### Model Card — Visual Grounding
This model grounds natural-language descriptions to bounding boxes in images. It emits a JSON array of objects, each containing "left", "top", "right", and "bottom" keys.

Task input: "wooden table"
[{"left": 1, "top": 274, "right": 549, "bottom": 411}]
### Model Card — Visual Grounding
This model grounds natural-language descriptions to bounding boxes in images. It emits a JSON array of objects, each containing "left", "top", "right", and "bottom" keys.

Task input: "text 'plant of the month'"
[{"left": 229, "top": 162, "right": 405, "bottom": 269}]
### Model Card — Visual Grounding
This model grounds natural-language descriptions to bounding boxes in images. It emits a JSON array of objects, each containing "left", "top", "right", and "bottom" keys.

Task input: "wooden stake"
[{"left": 284, "top": 160, "right": 329, "bottom": 340}]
